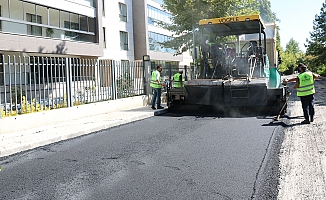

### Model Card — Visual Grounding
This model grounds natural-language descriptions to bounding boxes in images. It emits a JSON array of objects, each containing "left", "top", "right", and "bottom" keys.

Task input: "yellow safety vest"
[
  {"left": 174, "top": 73, "right": 182, "bottom": 88},
  {"left": 297, "top": 71, "right": 315, "bottom": 96},
  {"left": 150, "top": 70, "right": 162, "bottom": 89}
]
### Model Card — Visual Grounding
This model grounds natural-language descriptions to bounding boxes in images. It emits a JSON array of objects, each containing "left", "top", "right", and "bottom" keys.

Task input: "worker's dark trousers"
[
  {"left": 299, "top": 94, "right": 315, "bottom": 121},
  {"left": 151, "top": 88, "right": 162, "bottom": 107}
]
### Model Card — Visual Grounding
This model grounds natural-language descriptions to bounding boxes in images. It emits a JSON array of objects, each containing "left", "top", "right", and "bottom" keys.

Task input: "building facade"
[
  {"left": 0, "top": 0, "right": 103, "bottom": 59},
  {"left": 133, "top": 0, "right": 192, "bottom": 76},
  {"left": 0, "top": 0, "right": 192, "bottom": 65},
  {"left": 101, "top": 0, "right": 134, "bottom": 61}
]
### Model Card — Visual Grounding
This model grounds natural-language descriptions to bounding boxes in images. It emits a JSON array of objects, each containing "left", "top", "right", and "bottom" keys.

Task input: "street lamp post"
[
  {"left": 143, "top": 55, "right": 151, "bottom": 104},
  {"left": 192, "top": 24, "right": 197, "bottom": 79},
  {"left": 191, "top": 1, "right": 200, "bottom": 79}
]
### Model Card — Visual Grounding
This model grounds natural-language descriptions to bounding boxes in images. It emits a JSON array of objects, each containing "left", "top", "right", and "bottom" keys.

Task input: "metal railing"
[{"left": 0, "top": 55, "right": 145, "bottom": 117}]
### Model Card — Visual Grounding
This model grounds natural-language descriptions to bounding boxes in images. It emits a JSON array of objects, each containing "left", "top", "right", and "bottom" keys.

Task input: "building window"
[
  {"left": 147, "top": 5, "right": 172, "bottom": 25},
  {"left": 120, "top": 31, "right": 128, "bottom": 50},
  {"left": 102, "top": 0, "right": 105, "bottom": 16},
  {"left": 26, "top": 13, "right": 42, "bottom": 36},
  {"left": 0, "top": 5, "right": 2, "bottom": 31},
  {"left": 103, "top": 27, "right": 106, "bottom": 48},
  {"left": 64, "top": 21, "right": 79, "bottom": 40},
  {"left": 148, "top": 31, "right": 176, "bottom": 53},
  {"left": 148, "top": 17, "right": 154, "bottom": 25},
  {"left": 0, "top": 1, "right": 96, "bottom": 43},
  {"left": 64, "top": 21, "right": 79, "bottom": 30},
  {"left": 119, "top": 3, "right": 127, "bottom": 22}
]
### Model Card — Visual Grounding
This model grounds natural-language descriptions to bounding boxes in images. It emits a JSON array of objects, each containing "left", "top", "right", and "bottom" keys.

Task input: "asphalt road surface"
[{"left": 0, "top": 112, "right": 285, "bottom": 199}]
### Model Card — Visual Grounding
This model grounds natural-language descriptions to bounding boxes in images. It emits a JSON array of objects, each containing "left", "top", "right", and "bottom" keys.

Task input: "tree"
[
  {"left": 279, "top": 38, "right": 305, "bottom": 74},
  {"left": 275, "top": 26, "right": 283, "bottom": 66},
  {"left": 160, "top": 0, "right": 259, "bottom": 54},
  {"left": 305, "top": 2, "right": 326, "bottom": 75},
  {"left": 256, "top": 0, "right": 278, "bottom": 23},
  {"left": 285, "top": 38, "right": 301, "bottom": 55}
]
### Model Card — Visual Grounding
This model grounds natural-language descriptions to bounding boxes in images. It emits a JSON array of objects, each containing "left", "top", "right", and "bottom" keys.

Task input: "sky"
[{"left": 270, "top": 0, "right": 325, "bottom": 52}]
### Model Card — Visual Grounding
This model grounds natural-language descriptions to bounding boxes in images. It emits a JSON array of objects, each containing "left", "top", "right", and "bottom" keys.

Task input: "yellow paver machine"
[{"left": 167, "top": 14, "right": 290, "bottom": 115}]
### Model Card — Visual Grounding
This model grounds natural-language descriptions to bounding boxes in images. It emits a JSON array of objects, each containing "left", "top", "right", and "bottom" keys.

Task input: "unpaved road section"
[{"left": 278, "top": 77, "right": 326, "bottom": 199}]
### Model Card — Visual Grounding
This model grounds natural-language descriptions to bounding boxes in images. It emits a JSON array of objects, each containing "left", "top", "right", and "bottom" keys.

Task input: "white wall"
[{"left": 101, "top": 0, "right": 134, "bottom": 61}]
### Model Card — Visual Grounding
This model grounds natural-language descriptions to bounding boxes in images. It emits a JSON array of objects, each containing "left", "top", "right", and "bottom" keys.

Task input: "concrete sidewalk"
[{"left": 0, "top": 96, "right": 168, "bottom": 158}]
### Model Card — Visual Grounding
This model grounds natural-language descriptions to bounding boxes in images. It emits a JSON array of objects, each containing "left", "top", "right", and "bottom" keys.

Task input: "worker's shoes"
[
  {"left": 301, "top": 120, "right": 310, "bottom": 124},
  {"left": 310, "top": 115, "right": 314, "bottom": 122},
  {"left": 151, "top": 106, "right": 156, "bottom": 110},
  {"left": 157, "top": 106, "right": 164, "bottom": 109}
]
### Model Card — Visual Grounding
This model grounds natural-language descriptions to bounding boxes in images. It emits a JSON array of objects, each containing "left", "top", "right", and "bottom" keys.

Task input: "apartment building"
[
  {"left": 101, "top": 0, "right": 134, "bottom": 61},
  {"left": 0, "top": 0, "right": 105, "bottom": 109},
  {"left": 0, "top": 0, "right": 191, "bottom": 65},
  {"left": 133, "top": 0, "right": 192, "bottom": 73},
  {"left": 0, "top": 0, "right": 103, "bottom": 59}
]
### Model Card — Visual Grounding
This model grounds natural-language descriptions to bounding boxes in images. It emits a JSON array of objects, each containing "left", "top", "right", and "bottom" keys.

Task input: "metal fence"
[{"left": 0, "top": 55, "right": 145, "bottom": 117}]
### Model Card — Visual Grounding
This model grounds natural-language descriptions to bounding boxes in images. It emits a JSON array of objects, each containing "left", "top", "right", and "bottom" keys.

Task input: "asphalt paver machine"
[{"left": 167, "top": 14, "right": 289, "bottom": 115}]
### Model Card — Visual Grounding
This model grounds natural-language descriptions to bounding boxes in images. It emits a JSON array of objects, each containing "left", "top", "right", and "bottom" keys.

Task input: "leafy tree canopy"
[
  {"left": 160, "top": 0, "right": 259, "bottom": 54},
  {"left": 285, "top": 38, "right": 302, "bottom": 54},
  {"left": 279, "top": 38, "right": 305, "bottom": 74},
  {"left": 257, "top": 0, "right": 278, "bottom": 23},
  {"left": 305, "top": 2, "right": 326, "bottom": 74}
]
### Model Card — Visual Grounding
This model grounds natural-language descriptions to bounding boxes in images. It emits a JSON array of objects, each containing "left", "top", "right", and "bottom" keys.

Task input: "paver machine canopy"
[{"left": 198, "top": 14, "right": 268, "bottom": 80}]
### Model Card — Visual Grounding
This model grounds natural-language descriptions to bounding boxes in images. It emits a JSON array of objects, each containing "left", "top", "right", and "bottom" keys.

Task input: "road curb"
[{"left": 154, "top": 108, "right": 168, "bottom": 115}]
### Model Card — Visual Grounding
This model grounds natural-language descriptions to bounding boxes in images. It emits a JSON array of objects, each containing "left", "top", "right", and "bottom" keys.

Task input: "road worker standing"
[
  {"left": 283, "top": 63, "right": 321, "bottom": 124},
  {"left": 173, "top": 69, "right": 183, "bottom": 88},
  {"left": 150, "top": 65, "right": 165, "bottom": 110}
]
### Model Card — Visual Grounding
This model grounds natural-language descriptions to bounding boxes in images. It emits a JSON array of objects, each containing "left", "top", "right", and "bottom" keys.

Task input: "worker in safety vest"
[
  {"left": 283, "top": 63, "right": 321, "bottom": 124},
  {"left": 205, "top": 40, "right": 214, "bottom": 69},
  {"left": 173, "top": 69, "right": 183, "bottom": 88},
  {"left": 150, "top": 65, "right": 165, "bottom": 110}
]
